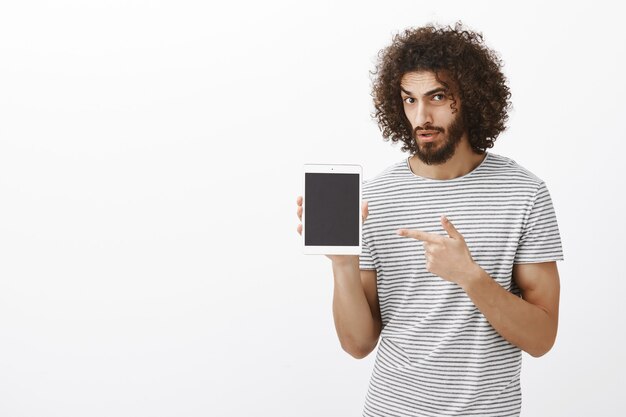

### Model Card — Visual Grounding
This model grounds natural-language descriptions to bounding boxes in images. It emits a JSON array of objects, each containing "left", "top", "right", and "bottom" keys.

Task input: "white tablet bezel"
[{"left": 302, "top": 163, "right": 362, "bottom": 255}]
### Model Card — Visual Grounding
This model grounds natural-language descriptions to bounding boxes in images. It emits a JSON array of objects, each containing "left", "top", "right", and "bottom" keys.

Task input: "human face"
[{"left": 400, "top": 70, "right": 465, "bottom": 165}]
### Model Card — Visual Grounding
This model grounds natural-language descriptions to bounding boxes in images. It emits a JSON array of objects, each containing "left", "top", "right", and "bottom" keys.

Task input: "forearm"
[
  {"left": 460, "top": 264, "right": 556, "bottom": 357},
  {"left": 331, "top": 257, "right": 378, "bottom": 358}
]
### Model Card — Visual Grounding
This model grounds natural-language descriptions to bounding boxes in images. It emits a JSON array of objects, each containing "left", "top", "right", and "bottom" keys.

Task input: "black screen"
[{"left": 304, "top": 172, "right": 359, "bottom": 246}]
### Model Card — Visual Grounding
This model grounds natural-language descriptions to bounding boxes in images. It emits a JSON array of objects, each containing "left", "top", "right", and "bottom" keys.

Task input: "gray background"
[{"left": 1, "top": 0, "right": 624, "bottom": 416}]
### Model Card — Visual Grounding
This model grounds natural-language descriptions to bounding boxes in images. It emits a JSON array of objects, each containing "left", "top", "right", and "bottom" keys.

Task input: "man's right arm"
[{"left": 331, "top": 256, "right": 382, "bottom": 359}]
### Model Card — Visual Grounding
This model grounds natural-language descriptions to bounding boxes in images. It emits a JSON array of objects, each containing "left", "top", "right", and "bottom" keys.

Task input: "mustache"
[{"left": 414, "top": 126, "right": 445, "bottom": 135}]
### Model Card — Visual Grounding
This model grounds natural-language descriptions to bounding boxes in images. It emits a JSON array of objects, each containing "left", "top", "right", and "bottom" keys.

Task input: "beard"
[{"left": 412, "top": 112, "right": 465, "bottom": 165}]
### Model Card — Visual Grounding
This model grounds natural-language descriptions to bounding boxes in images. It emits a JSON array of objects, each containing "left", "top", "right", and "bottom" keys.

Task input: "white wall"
[{"left": 0, "top": 1, "right": 624, "bottom": 416}]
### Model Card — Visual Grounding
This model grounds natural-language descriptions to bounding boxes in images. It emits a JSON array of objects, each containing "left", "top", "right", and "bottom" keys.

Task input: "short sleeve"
[
  {"left": 514, "top": 181, "right": 565, "bottom": 264},
  {"left": 359, "top": 234, "right": 376, "bottom": 270}
]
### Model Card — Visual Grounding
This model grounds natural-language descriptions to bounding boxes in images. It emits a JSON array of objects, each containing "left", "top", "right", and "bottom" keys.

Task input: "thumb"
[{"left": 441, "top": 215, "right": 462, "bottom": 239}]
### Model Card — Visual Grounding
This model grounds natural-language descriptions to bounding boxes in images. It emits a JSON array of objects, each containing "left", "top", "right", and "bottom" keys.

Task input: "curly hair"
[{"left": 370, "top": 21, "right": 512, "bottom": 155}]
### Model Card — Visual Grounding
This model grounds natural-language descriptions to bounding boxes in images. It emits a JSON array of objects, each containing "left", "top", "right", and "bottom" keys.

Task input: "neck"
[{"left": 408, "top": 137, "right": 486, "bottom": 180}]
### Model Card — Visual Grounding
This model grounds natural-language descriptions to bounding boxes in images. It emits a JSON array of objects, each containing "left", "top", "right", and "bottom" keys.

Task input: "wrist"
[
  {"left": 331, "top": 255, "right": 359, "bottom": 267},
  {"left": 459, "top": 262, "right": 484, "bottom": 290}
]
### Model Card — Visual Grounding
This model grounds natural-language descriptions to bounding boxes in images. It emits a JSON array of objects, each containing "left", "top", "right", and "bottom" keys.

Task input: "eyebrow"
[{"left": 400, "top": 86, "right": 448, "bottom": 97}]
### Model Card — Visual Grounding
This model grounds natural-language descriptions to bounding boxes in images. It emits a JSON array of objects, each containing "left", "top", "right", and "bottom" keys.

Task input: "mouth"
[{"left": 417, "top": 131, "right": 440, "bottom": 142}]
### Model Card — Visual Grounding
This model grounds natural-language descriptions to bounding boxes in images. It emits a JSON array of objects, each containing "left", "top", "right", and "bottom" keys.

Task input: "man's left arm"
[
  {"left": 460, "top": 261, "right": 560, "bottom": 358},
  {"left": 397, "top": 215, "right": 562, "bottom": 358}
]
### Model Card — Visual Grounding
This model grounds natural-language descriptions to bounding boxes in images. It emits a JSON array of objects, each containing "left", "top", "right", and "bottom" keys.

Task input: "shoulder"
[
  {"left": 362, "top": 159, "right": 407, "bottom": 191},
  {"left": 485, "top": 152, "right": 545, "bottom": 189}
]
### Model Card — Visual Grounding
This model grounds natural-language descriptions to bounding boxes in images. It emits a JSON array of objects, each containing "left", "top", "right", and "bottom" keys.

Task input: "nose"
[{"left": 413, "top": 102, "right": 433, "bottom": 129}]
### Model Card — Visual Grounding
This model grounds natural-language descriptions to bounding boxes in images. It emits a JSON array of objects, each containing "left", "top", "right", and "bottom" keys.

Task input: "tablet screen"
[{"left": 304, "top": 172, "right": 360, "bottom": 246}]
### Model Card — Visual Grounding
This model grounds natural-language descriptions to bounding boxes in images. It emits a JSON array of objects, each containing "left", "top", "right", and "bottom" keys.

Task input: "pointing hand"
[{"left": 396, "top": 215, "right": 479, "bottom": 285}]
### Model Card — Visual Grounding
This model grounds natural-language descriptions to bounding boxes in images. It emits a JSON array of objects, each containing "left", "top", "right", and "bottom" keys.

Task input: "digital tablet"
[{"left": 302, "top": 163, "right": 362, "bottom": 255}]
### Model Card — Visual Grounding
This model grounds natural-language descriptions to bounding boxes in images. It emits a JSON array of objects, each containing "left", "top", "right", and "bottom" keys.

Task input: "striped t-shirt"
[{"left": 359, "top": 151, "right": 564, "bottom": 417}]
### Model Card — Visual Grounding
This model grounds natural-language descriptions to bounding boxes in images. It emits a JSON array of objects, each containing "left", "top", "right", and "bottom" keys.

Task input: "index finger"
[{"left": 396, "top": 229, "right": 444, "bottom": 243}]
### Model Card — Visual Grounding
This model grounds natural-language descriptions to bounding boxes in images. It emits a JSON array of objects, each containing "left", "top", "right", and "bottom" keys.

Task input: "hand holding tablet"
[
  {"left": 296, "top": 195, "right": 368, "bottom": 263},
  {"left": 299, "top": 163, "right": 368, "bottom": 257}
]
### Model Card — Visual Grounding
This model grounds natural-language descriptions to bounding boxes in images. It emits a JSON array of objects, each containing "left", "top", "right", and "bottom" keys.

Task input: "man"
[{"left": 297, "top": 22, "right": 563, "bottom": 416}]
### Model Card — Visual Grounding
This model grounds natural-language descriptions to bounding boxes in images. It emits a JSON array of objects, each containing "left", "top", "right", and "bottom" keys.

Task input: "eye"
[
  {"left": 433, "top": 93, "right": 445, "bottom": 101},
  {"left": 403, "top": 97, "right": 415, "bottom": 104}
]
